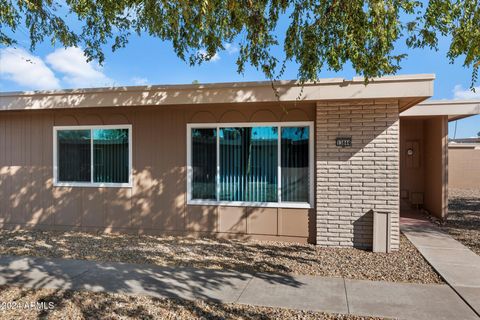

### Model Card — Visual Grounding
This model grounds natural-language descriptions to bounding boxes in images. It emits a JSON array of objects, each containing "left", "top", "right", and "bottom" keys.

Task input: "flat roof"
[
  {"left": 400, "top": 99, "right": 480, "bottom": 121},
  {"left": 0, "top": 74, "right": 434, "bottom": 111},
  {"left": 449, "top": 143, "right": 480, "bottom": 150}
]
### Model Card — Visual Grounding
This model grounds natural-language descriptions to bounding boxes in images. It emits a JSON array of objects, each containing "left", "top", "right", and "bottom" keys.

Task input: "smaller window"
[
  {"left": 191, "top": 128, "right": 217, "bottom": 200},
  {"left": 54, "top": 125, "right": 132, "bottom": 187},
  {"left": 281, "top": 126, "right": 309, "bottom": 202}
]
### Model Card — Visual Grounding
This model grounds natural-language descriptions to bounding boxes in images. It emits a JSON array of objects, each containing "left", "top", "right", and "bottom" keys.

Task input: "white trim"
[
  {"left": 187, "top": 200, "right": 312, "bottom": 209},
  {"left": 53, "top": 124, "right": 133, "bottom": 188},
  {"left": 186, "top": 121, "right": 314, "bottom": 209},
  {"left": 216, "top": 128, "right": 220, "bottom": 201},
  {"left": 90, "top": 130, "right": 94, "bottom": 184},
  {"left": 277, "top": 128, "right": 282, "bottom": 203},
  {"left": 186, "top": 126, "right": 192, "bottom": 202},
  {"left": 309, "top": 123, "right": 314, "bottom": 207}
]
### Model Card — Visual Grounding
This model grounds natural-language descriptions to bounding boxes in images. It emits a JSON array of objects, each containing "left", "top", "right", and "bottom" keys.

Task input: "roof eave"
[
  {"left": 0, "top": 74, "right": 435, "bottom": 111},
  {"left": 400, "top": 99, "right": 480, "bottom": 120}
]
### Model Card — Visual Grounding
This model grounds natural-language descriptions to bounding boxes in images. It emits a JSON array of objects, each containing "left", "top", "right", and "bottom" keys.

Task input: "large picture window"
[
  {"left": 187, "top": 122, "right": 313, "bottom": 208},
  {"left": 53, "top": 125, "right": 132, "bottom": 187}
]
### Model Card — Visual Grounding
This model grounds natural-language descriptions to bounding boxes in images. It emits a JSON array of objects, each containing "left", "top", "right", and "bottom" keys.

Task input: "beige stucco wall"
[
  {"left": 399, "top": 117, "right": 448, "bottom": 219},
  {"left": 400, "top": 119, "right": 425, "bottom": 199},
  {"left": 423, "top": 116, "right": 448, "bottom": 219},
  {"left": 0, "top": 102, "right": 315, "bottom": 243},
  {"left": 449, "top": 147, "right": 480, "bottom": 190},
  {"left": 316, "top": 100, "right": 400, "bottom": 251}
]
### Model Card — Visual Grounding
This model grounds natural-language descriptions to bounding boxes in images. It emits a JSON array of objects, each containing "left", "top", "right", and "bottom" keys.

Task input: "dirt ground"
[
  {"left": 0, "top": 230, "right": 442, "bottom": 284},
  {"left": 443, "top": 188, "right": 480, "bottom": 255}
]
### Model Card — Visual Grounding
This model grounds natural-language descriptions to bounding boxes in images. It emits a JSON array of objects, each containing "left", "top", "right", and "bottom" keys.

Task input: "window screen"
[
  {"left": 57, "top": 130, "right": 91, "bottom": 182},
  {"left": 55, "top": 126, "right": 131, "bottom": 186},
  {"left": 281, "top": 127, "right": 309, "bottom": 202},
  {"left": 93, "top": 129, "right": 129, "bottom": 183},
  {"left": 191, "top": 128, "right": 217, "bottom": 200}
]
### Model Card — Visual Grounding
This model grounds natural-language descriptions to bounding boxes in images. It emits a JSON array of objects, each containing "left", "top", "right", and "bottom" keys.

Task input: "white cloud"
[
  {"left": 453, "top": 84, "right": 480, "bottom": 100},
  {"left": 0, "top": 47, "right": 60, "bottom": 90},
  {"left": 131, "top": 77, "right": 149, "bottom": 86},
  {"left": 198, "top": 49, "right": 220, "bottom": 62},
  {"left": 46, "top": 47, "right": 113, "bottom": 88},
  {"left": 224, "top": 43, "right": 239, "bottom": 54}
]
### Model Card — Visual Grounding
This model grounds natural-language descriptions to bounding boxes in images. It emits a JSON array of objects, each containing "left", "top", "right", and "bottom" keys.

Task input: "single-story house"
[{"left": 0, "top": 75, "right": 478, "bottom": 251}]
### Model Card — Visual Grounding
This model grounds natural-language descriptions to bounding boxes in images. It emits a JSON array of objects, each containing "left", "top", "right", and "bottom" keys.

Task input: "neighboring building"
[
  {"left": 449, "top": 138, "right": 480, "bottom": 144},
  {"left": 0, "top": 75, "right": 477, "bottom": 251},
  {"left": 448, "top": 138, "right": 480, "bottom": 190}
]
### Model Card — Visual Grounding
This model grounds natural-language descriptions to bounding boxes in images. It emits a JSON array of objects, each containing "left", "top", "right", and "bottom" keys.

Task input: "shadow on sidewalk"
[{"left": 0, "top": 255, "right": 304, "bottom": 318}]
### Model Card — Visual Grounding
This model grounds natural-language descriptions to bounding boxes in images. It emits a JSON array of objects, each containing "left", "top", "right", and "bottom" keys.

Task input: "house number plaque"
[{"left": 336, "top": 137, "right": 352, "bottom": 147}]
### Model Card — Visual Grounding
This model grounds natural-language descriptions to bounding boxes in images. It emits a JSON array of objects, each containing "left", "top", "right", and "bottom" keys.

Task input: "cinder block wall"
[{"left": 316, "top": 100, "right": 400, "bottom": 251}]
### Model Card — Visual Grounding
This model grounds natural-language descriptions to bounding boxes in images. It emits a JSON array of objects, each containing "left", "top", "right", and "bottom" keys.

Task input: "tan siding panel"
[
  {"left": 41, "top": 114, "right": 54, "bottom": 225},
  {"left": 0, "top": 116, "right": 6, "bottom": 223},
  {"left": 0, "top": 102, "right": 314, "bottom": 242},
  {"left": 185, "top": 206, "right": 217, "bottom": 232},
  {"left": 218, "top": 206, "right": 247, "bottom": 233},
  {"left": 104, "top": 188, "right": 132, "bottom": 229},
  {"left": 10, "top": 115, "right": 26, "bottom": 224},
  {"left": 247, "top": 207, "right": 278, "bottom": 235},
  {"left": 278, "top": 208, "right": 309, "bottom": 237},
  {"left": 54, "top": 188, "right": 82, "bottom": 226},
  {"left": 82, "top": 188, "right": 105, "bottom": 227},
  {"left": 26, "top": 115, "right": 44, "bottom": 225}
]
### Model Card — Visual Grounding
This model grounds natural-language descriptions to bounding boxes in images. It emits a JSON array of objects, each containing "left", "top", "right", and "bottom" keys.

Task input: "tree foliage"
[{"left": 1, "top": 0, "right": 479, "bottom": 86}]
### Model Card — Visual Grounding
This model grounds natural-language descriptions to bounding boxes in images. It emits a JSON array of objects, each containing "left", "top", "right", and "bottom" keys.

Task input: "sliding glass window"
[
  {"left": 281, "top": 127, "right": 309, "bottom": 203},
  {"left": 54, "top": 125, "right": 132, "bottom": 187},
  {"left": 57, "top": 130, "right": 91, "bottom": 182},
  {"left": 188, "top": 122, "right": 312, "bottom": 207},
  {"left": 219, "top": 127, "right": 278, "bottom": 202},
  {"left": 191, "top": 128, "right": 217, "bottom": 200},
  {"left": 93, "top": 128, "right": 129, "bottom": 183}
]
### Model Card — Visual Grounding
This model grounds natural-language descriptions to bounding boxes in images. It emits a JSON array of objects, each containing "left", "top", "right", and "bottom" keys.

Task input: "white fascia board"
[
  {"left": 401, "top": 100, "right": 480, "bottom": 118},
  {"left": 0, "top": 74, "right": 435, "bottom": 111}
]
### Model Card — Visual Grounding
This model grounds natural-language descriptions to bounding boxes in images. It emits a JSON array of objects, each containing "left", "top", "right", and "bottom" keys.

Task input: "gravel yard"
[
  {"left": 443, "top": 188, "right": 480, "bottom": 255},
  {"left": 0, "top": 229, "right": 442, "bottom": 284},
  {"left": 0, "top": 286, "right": 382, "bottom": 320}
]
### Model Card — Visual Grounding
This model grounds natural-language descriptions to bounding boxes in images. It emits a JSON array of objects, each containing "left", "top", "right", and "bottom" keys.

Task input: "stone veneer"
[{"left": 316, "top": 100, "right": 400, "bottom": 251}]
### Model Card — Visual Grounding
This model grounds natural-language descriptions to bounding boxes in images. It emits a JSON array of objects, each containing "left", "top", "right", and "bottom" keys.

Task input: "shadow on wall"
[
  {"left": 0, "top": 165, "right": 187, "bottom": 234},
  {"left": 0, "top": 108, "right": 188, "bottom": 234},
  {"left": 0, "top": 102, "right": 314, "bottom": 243},
  {"left": 317, "top": 102, "right": 399, "bottom": 249},
  {"left": 352, "top": 210, "right": 374, "bottom": 249}
]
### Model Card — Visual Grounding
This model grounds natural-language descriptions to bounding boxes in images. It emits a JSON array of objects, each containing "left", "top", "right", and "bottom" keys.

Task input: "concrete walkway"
[
  {"left": 401, "top": 211, "right": 480, "bottom": 317},
  {"left": 0, "top": 255, "right": 477, "bottom": 320}
]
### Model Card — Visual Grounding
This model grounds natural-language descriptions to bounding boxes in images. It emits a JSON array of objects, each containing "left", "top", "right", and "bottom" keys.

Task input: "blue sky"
[{"left": 0, "top": 15, "right": 478, "bottom": 138}]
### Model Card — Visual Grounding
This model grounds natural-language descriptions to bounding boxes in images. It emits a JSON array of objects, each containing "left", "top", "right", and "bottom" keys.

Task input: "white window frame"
[
  {"left": 53, "top": 124, "right": 133, "bottom": 188},
  {"left": 187, "top": 122, "right": 314, "bottom": 209}
]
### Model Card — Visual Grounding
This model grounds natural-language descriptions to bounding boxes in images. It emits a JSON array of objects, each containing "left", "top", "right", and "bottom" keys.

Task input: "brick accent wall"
[{"left": 316, "top": 100, "right": 400, "bottom": 251}]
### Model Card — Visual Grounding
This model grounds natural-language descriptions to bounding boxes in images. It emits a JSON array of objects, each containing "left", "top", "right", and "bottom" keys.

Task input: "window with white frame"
[
  {"left": 187, "top": 122, "right": 313, "bottom": 208},
  {"left": 53, "top": 125, "right": 132, "bottom": 187}
]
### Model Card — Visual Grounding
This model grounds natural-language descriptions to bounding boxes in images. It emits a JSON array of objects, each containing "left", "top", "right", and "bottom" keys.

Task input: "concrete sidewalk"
[
  {"left": 401, "top": 214, "right": 480, "bottom": 317},
  {"left": 0, "top": 255, "right": 477, "bottom": 320}
]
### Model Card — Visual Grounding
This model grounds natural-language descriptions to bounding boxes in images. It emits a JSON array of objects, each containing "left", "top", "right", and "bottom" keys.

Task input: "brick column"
[{"left": 316, "top": 100, "right": 400, "bottom": 250}]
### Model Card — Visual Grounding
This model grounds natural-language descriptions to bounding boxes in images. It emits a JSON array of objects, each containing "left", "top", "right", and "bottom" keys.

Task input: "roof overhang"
[
  {"left": 0, "top": 74, "right": 434, "bottom": 111},
  {"left": 449, "top": 143, "right": 480, "bottom": 149},
  {"left": 400, "top": 99, "right": 480, "bottom": 121}
]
